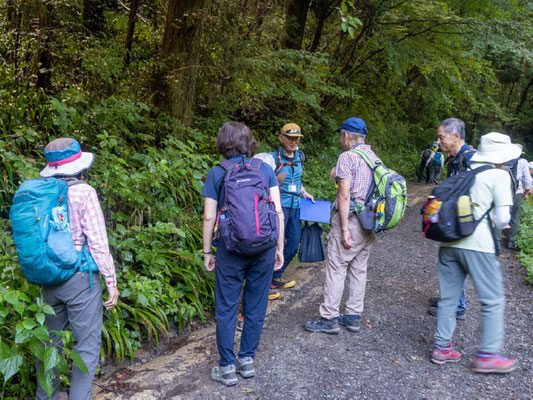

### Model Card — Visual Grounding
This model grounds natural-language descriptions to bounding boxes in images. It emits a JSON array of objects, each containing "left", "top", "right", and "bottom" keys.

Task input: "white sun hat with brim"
[
  {"left": 253, "top": 152, "right": 276, "bottom": 171},
  {"left": 40, "top": 138, "right": 95, "bottom": 178},
  {"left": 529, "top": 161, "right": 533, "bottom": 169},
  {"left": 469, "top": 132, "right": 522, "bottom": 164}
]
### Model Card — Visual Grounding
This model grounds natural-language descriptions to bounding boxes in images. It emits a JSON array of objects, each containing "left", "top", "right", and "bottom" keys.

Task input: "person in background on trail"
[
  {"left": 428, "top": 118, "right": 474, "bottom": 320},
  {"left": 426, "top": 142, "right": 444, "bottom": 185},
  {"left": 430, "top": 132, "right": 519, "bottom": 374},
  {"left": 36, "top": 138, "right": 119, "bottom": 400},
  {"left": 305, "top": 117, "right": 377, "bottom": 334},
  {"left": 418, "top": 144, "right": 433, "bottom": 183},
  {"left": 202, "top": 122, "right": 285, "bottom": 386},
  {"left": 269, "top": 123, "right": 315, "bottom": 290},
  {"left": 499, "top": 146, "right": 532, "bottom": 250}
]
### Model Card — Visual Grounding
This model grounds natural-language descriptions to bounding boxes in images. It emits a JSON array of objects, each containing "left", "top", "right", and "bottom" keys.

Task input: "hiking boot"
[
  {"left": 506, "top": 240, "right": 516, "bottom": 250},
  {"left": 235, "top": 356, "right": 255, "bottom": 378},
  {"left": 304, "top": 316, "right": 340, "bottom": 334},
  {"left": 428, "top": 306, "right": 466, "bottom": 320},
  {"left": 338, "top": 313, "right": 361, "bottom": 332},
  {"left": 211, "top": 364, "right": 238, "bottom": 386},
  {"left": 271, "top": 278, "right": 295, "bottom": 289},
  {"left": 472, "top": 353, "right": 517, "bottom": 374},
  {"left": 428, "top": 296, "right": 440, "bottom": 307},
  {"left": 268, "top": 290, "right": 281, "bottom": 300},
  {"left": 431, "top": 343, "right": 461, "bottom": 365},
  {"left": 236, "top": 316, "right": 244, "bottom": 332}
]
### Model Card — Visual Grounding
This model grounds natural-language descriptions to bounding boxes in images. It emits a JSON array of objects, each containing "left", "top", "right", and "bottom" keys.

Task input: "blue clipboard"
[{"left": 300, "top": 199, "right": 331, "bottom": 224}]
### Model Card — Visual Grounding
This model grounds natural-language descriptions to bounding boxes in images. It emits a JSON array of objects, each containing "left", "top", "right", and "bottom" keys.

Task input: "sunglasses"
[{"left": 283, "top": 129, "right": 301, "bottom": 134}]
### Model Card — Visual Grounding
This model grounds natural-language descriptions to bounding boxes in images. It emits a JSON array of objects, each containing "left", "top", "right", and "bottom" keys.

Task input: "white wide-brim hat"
[
  {"left": 253, "top": 152, "right": 276, "bottom": 171},
  {"left": 40, "top": 138, "right": 95, "bottom": 178},
  {"left": 529, "top": 161, "right": 533, "bottom": 169},
  {"left": 470, "top": 132, "right": 521, "bottom": 164}
]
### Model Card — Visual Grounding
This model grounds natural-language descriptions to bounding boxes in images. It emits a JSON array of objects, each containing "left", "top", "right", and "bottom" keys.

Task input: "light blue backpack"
[{"left": 10, "top": 178, "right": 97, "bottom": 286}]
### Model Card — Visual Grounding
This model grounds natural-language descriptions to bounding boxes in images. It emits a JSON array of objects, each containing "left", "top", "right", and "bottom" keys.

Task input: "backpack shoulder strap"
[
  {"left": 219, "top": 159, "right": 235, "bottom": 171},
  {"left": 458, "top": 148, "right": 476, "bottom": 171},
  {"left": 249, "top": 157, "right": 263, "bottom": 169},
  {"left": 298, "top": 150, "right": 305, "bottom": 164},
  {"left": 274, "top": 149, "right": 283, "bottom": 173},
  {"left": 350, "top": 148, "right": 377, "bottom": 169}
]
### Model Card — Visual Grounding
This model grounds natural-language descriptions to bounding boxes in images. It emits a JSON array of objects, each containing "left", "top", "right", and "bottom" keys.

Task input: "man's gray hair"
[
  {"left": 438, "top": 118, "right": 465, "bottom": 140},
  {"left": 340, "top": 129, "right": 366, "bottom": 141}
]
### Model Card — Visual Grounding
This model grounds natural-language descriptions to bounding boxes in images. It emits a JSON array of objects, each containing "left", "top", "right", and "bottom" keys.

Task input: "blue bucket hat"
[
  {"left": 336, "top": 117, "right": 368, "bottom": 135},
  {"left": 40, "top": 138, "right": 94, "bottom": 178}
]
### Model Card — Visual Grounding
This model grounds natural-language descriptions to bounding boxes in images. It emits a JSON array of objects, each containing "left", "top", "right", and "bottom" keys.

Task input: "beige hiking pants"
[{"left": 319, "top": 212, "right": 375, "bottom": 319}]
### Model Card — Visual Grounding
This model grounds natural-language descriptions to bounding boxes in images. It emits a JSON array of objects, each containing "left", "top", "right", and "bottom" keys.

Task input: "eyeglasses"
[{"left": 283, "top": 129, "right": 300, "bottom": 134}]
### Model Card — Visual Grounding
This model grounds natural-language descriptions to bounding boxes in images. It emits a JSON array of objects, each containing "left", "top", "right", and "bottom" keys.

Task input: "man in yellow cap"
[{"left": 270, "top": 123, "right": 314, "bottom": 289}]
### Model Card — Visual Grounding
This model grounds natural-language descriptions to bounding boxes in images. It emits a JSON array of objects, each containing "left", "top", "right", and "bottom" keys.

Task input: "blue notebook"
[{"left": 300, "top": 199, "right": 331, "bottom": 224}]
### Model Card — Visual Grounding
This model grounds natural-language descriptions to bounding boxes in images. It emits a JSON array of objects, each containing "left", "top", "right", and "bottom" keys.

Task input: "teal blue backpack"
[{"left": 10, "top": 178, "right": 97, "bottom": 286}]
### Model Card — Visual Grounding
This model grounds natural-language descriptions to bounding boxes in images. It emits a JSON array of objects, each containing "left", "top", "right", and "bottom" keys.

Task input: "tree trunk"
[
  {"left": 157, "top": 0, "right": 206, "bottom": 125},
  {"left": 308, "top": 0, "right": 339, "bottom": 52},
  {"left": 516, "top": 76, "right": 533, "bottom": 114},
  {"left": 7, "top": 0, "right": 19, "bottom": 29},
  {"left": 35, "top": 1, "right": 53, "bottom": 91},
  {"left": 124, "top": 0, "right": 141, "bottom": 67},
  {"left": 282, "top": 0, "right": 311, "bottom": 49},
  {"left": 82, "top": 0, "right": 105, "bottom": 33}
]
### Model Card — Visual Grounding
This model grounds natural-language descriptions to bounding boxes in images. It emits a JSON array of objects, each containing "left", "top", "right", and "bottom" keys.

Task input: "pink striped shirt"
[
  {"left": 334, "top": 144, "right": 379, "bottom": 207},
  {"left": 68, "top": 183, "right": 117, "bottom": 288}
]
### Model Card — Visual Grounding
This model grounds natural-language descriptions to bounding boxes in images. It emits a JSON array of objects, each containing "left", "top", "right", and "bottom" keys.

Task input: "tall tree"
[
  {"left": 282, "top": 0, "right": 311, "bottom": 49},
  {"left": 158, "top": 0, "right": 206, "bottom": 125},
  {"left": 124, "top": 0, "right": 141, "bottom": 67},
  {"left": 34, "top": 0, "right": 54, "bottom": 91}
]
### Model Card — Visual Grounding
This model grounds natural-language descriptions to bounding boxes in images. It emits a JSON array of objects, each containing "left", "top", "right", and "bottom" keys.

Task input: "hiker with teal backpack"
[
  {"left": 305, "top": 118, "right": 406, "bottom": 334},
  {"left": 426, "top": 142, "right": 444, "bottom": 185},
  {"left": 10, "top": 138, "right": 119, "bottom": 399}
]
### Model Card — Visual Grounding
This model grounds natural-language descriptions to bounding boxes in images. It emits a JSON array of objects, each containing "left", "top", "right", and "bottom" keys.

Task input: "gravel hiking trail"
[{"left": 93, "top": 183, "right": 533, "bottom": 399}]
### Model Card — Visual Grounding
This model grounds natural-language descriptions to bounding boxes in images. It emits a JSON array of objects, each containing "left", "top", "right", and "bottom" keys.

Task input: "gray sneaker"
[
  {"left": 338, "top": 313, "right": 361, "bottom": 332},
  {"left": 211, "top": 364, "right": 238, "bottom": 386},
  {"left": 236, "top": 356, "right": 255, "bottom": 378}
]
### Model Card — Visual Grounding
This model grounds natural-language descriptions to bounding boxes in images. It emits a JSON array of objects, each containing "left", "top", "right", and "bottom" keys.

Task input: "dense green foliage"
[
  {"left": 516, "top": 199, "right": 533, "bottom": 284},
  {"left": 0, "top": 0, "right": 531, "bottom": 396}
]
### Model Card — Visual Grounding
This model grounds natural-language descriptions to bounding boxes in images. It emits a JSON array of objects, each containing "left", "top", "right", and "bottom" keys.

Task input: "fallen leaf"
[
  {"left": 365, "top": 323, "right": 372, "bottom": 328},
  {"left": 393, "top": 359, "right": 403, "bottom": 365},
  {"left": 416, "top": 254, "right": 422, "bottom": 257},
  {"left": 410, "top": 355, "right": 423, "bottom": 361},
  {"left": 241, "top": 387, "right": 253, "bottom": 393}
]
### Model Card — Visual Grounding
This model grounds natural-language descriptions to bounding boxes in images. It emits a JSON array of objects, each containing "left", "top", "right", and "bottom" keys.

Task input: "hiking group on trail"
[{"left": 7, "top": 116, "right": 532, "bottom": 397}]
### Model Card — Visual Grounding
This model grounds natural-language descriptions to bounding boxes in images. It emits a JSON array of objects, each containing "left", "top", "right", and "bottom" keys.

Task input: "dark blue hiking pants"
[
  {"left": 273, "top": 207, "right": 301, "bottom": 280},
  {"left": 215, "top": 241, "right": 275, "bottom": 366}
]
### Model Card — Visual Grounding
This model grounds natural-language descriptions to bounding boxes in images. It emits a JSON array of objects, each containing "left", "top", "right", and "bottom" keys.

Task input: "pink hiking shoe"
[
  {"left": 431, "top": 343, "right": 461, "bottom": 365},
  {"left": 472, "top": 353, "right": 517, "bottom": 374}
]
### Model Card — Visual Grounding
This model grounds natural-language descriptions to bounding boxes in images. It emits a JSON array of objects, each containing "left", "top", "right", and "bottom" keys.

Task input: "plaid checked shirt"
[
  {"left": 68, "top": 183, "right": 117, "bottom": 288},
  {"left": 333, "top": 144, "right": 379, "bottom": 208}
]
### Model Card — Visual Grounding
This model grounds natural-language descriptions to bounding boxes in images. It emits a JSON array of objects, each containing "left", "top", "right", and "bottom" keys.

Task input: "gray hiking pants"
[
  {"left": 35, "top": 272, "right": 103, "bottom": 400},
  {"left": 434, "top": 247, "right": 505, "bottom": 354}
]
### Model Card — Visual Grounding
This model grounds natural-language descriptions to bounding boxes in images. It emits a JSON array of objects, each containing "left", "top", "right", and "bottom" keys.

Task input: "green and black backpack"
[{"left": 350, "top": 148, "right": 408, "bottom": 232}]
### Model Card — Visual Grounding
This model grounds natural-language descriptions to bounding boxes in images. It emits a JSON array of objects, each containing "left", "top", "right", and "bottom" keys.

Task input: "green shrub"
[{"left": 516, "top": 200, "right": 533, "bottom": 284}]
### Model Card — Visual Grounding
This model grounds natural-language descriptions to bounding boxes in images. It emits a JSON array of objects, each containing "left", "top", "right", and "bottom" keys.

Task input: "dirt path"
[{"left": 93, "top": 183, "right": 533, "bottom": 399}]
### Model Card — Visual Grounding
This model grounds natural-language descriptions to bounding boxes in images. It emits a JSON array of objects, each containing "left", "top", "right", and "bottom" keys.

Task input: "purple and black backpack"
[{"left": 216, "top": 158, "right": 279, "bottom": 256}]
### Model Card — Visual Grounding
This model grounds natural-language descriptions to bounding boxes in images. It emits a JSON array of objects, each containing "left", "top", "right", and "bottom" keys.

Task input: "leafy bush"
[{"left": 516, "top": 200, "right": 533, "bottom": 284}]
